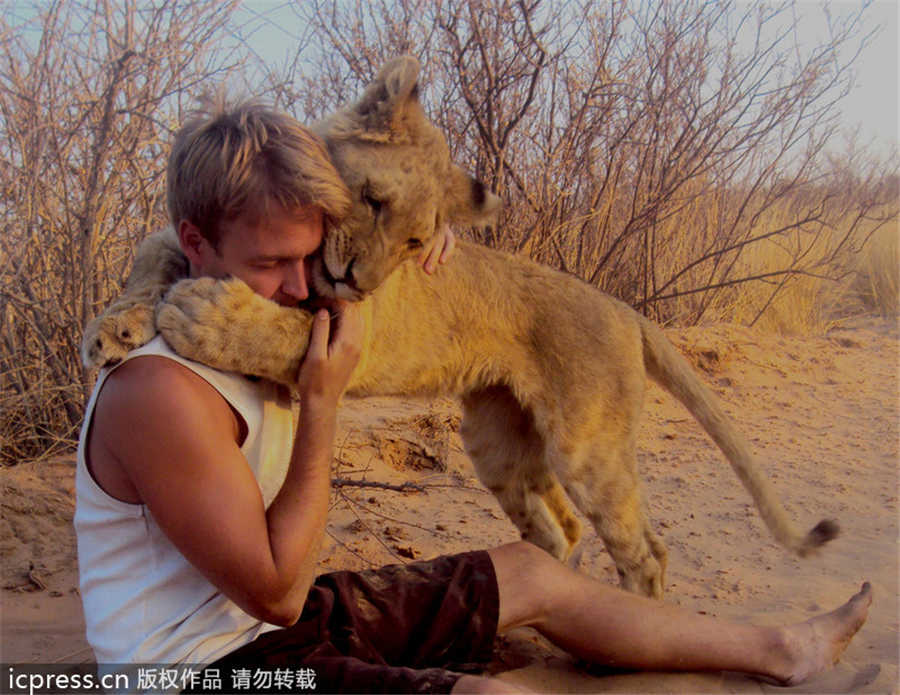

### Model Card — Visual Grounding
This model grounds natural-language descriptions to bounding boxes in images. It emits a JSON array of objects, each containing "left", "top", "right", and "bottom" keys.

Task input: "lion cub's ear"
[
  {"left": 353, "top": 55, "right": 423, "bottom": 136},
  {"left": 444, "top": 165, "right": 503, "bottom": 227}
]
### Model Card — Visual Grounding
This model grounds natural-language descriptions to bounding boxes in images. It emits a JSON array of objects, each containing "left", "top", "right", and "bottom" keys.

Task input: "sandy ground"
[{"left": 1, "top": 318, "right": 897, "bottom": 693}]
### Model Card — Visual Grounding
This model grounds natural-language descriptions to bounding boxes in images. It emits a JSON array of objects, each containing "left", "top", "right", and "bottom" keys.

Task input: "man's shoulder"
[
  {"left": 87, "top": 354, "right": 246, "bottom": 506},
  {"left": 106, "top": 353, "right": 213, "bottom": 396},
  {"left": 96, "top": 355, "right": 230, "bottom": 430}
]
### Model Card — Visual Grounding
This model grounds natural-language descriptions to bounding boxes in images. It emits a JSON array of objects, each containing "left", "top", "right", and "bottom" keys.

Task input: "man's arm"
[
  {"left": 255, "top": 304, "right": 363, "bottom": 618},
  {"left": 89, "top": 304, "right": 361, "bottom": 626}
]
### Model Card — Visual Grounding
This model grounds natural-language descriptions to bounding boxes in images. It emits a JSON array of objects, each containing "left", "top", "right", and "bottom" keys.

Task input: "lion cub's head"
[{"left": 310, "top": 56, "right": 501, "bottom": 300}]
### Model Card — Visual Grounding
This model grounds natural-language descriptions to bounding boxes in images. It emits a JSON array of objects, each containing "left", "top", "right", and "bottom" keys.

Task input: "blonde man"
[{"left": 76, "top": 99, "right": 871, "bottom": 694}]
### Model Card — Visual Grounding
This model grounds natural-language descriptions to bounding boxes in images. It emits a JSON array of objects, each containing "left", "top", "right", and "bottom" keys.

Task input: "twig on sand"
[
  {"left": 27, "top": 564, "right": 47, "bottom": 591},
  {"left": 331, "top": 477, "right": 425, "bottom": 493}
]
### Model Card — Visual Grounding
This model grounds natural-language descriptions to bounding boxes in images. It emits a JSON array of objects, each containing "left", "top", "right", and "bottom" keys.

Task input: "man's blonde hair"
[{"left": 167, "top": 97, "right": 351, "bottom": 246}]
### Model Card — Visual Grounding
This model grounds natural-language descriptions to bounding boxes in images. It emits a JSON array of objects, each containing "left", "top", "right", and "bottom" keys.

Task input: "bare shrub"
[
  {"left": 0, "top": 0, "right": 242, "bottom": 464},
  {"left": 278, "top": 0, "right": 898, "bottom": 328}
]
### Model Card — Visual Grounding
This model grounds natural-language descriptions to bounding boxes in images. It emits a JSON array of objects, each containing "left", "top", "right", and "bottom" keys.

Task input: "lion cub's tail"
[{"left": 639, "top": 316, "right": 838, "bottom": 557}]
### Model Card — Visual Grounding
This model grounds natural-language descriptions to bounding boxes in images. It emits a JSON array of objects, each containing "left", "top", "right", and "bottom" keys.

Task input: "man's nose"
[{"left": 281, "top": 261, "right": 309, "bottom": 301}]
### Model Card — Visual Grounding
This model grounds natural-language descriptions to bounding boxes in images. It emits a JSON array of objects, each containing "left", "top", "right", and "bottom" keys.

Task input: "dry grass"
[
  {"left": 852, "top": 217, "right": 900, "bottom": 319},
  {"left": 730, "top": 213, "right": 900, "bottom": 335},
  {"left": 654, "top": 202, "right": 899, "bottom": 336}
]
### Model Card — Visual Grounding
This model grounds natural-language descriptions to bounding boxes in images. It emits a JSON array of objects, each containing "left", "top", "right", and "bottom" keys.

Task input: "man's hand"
[
  {"left": 419, "top": 225, "right": 456, "bottom": 274},
  {"left": 296, "top": 301, "right": 363, "bottom": 410}
]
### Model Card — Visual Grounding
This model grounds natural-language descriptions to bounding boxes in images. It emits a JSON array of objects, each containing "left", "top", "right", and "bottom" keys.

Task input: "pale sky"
[
  {"left": 12, "top": 0, "right": 895, "bottom": 153},
  {"left": 792, "top": 0, "right": 898, "bottom": 152}
]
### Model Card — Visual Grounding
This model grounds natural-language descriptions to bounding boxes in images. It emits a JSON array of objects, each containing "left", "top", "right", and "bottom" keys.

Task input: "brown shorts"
[{"left": 190, "top": 550, "right": 499, "bottom": 694}]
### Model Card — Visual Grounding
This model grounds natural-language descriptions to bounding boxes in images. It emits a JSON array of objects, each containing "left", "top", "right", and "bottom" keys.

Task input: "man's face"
[{"left": 190, "top": 206, "right": 324, "bottom": 307}]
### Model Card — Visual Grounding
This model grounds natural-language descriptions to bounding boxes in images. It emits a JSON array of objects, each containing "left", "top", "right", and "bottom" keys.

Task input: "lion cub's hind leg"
[
  {"left": 460, "top": 386, "right": 582, "bottom": 563},
  {"left": 559, "top": 440, "right": 667, "bottom": 599}
]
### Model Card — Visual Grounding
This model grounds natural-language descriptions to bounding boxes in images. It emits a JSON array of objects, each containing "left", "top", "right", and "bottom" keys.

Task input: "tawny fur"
[{"left": 81, "top": 56, "right": 837, "bottom": 598}]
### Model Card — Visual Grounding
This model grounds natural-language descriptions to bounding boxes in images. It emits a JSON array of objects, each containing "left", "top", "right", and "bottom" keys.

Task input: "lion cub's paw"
[
  {"left": 156, "top": 277, "right": 263, "bottom": 373},
  {"left": 81, "top": 303, "right": 156, "bottom": 368}
]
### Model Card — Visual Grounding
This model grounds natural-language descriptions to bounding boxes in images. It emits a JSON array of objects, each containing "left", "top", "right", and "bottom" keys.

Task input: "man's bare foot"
[{"left": 771, "top": 582, "right": 872, "bottom": 686}]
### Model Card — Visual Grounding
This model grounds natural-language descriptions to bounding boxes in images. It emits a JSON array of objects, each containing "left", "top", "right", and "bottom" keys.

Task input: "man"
[{"left": 76, "top": 99, "right": 871, "bottom": 694}]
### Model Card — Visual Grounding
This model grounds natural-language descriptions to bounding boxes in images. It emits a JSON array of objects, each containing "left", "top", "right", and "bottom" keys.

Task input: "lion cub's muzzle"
[{"left": 311, "top": 254, "right": 367, "bottom": 302}]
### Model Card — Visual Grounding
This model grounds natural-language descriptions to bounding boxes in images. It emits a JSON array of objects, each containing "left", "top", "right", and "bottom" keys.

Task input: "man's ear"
[{"left": 176, "top": 220, "right": 210, "bottom": 268}]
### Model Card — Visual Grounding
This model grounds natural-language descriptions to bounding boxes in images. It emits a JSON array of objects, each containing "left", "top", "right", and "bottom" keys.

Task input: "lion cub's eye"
[
  {"left": 363, "top": 192, "right": 383, "bottom": 215},
  {"left": 407, "top": 237, "right": 423, "bottom": 250}
]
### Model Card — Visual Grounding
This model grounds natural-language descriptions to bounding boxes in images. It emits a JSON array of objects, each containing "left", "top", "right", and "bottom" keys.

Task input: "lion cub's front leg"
[
  {"left": 156, "top": 277, "right": 312, "bottom": 386},
  {"left": 82, "top": 296, "right": 159, "bottom": 369},
  {"left": 81, "top": 228, "right": 188, "bottom": 368}
]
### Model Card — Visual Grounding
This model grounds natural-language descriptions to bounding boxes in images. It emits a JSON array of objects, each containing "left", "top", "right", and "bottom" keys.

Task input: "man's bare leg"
[{"left": 486, "top": 541, "right": 871, "bottom": 686}]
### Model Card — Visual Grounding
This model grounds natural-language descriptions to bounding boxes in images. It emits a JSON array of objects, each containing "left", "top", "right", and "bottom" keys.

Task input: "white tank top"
[{"left": 74, "top": 335, "right": 294, "bottom": 668}]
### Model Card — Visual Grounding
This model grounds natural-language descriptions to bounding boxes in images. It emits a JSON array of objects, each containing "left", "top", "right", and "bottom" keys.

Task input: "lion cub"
[{"left": 82, "top": 57, "right": 837, "bottom": 598}]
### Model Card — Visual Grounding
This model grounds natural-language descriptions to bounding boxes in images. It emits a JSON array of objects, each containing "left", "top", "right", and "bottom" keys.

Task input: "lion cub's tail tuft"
[
  {"left": 797, "top": 519, "right": 840, "bottom": 557},
  {"left": 638, "top": 315, "right": 839, "bottom": 558}
]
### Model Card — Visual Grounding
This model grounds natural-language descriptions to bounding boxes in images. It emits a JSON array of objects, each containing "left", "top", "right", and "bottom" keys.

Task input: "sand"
[{"left": 2, "top": 318, "right": 897, "bottom": 693}]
